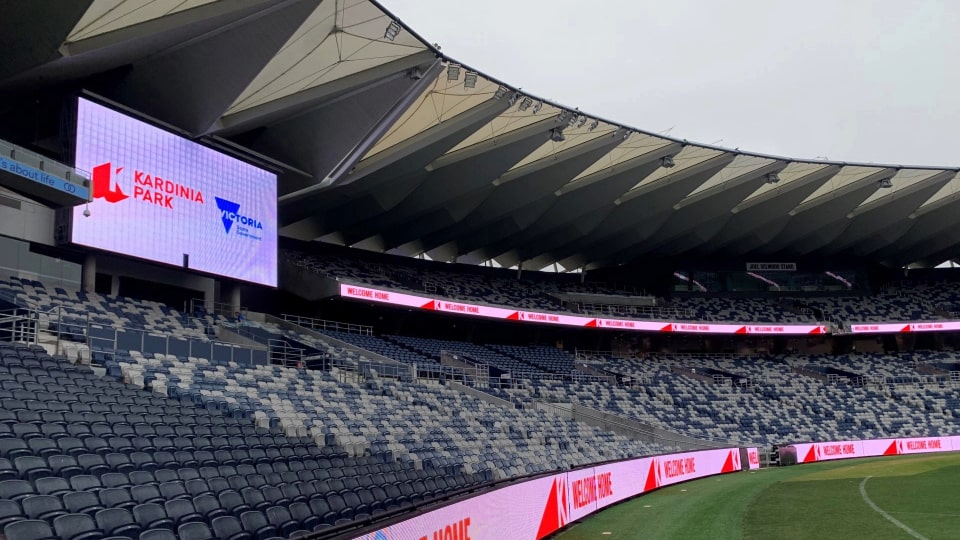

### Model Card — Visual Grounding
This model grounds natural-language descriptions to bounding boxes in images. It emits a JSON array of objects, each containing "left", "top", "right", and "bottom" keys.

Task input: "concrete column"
[
  {"left": 229, "top": 284, "right": 241, "bottom": 314},
  {"left": 202, "top": 280, "right": 216, "bottom": 311},
  {"left": 110, "top": 275, "right": 120, "bottom": 296},
  {"left": 82, "top": 254, "right": 96, "bottom": 292}
]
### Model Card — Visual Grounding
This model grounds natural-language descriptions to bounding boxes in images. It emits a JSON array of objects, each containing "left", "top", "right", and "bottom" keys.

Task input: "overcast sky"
[{"left": 384, "top": 0, "right": 959, "bottom": 167}]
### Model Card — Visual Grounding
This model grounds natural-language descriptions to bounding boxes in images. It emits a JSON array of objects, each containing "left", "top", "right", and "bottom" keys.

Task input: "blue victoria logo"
[{"left": 373, "top": 532, "right": 389, "bottom": 540}]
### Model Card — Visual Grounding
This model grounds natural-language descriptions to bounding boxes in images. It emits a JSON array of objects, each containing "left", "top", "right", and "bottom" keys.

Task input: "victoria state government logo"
[{"left": 215, "top": 197, "right": 263, "bottom": 241}]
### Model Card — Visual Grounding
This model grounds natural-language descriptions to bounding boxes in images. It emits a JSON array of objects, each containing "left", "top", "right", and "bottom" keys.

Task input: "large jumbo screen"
[{"left": 72, "top": 98, "right": 278, "bottom": 286}]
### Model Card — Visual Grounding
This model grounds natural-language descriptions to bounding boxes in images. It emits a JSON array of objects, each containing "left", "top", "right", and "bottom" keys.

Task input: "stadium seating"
[{"left": 286, "top": 249, "right": 955, "bottom": 326}]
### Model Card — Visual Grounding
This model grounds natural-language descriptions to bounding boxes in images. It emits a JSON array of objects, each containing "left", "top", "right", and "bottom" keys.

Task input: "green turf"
[{"left": 553, "top": 454, "right": 960, "bottom": 540}]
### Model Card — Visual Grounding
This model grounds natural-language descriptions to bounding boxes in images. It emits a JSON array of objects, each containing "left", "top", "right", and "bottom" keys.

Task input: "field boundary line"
[{"left": 859, "top": 476, "right": 929, "bottom": 540}]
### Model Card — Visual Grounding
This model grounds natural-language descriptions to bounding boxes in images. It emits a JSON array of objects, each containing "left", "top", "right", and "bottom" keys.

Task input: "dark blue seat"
[
  {"left": 139, "top": 529, "right": 174, "bottom": 540},
  {"left": 163, "top": 499, "right": 201, "bottom": 528},
  {"left": 63, "top": 491, "right": 104, "bottom": 517},
  {"left": 98, "top": 488, "right": 136, "bottom": 511},
  {"left": 130, "top": 485, "right": 163, "bottom": 506},
  {"left": 0, "top": 479, "right": 36, "bottom": 501},
  {"left": 238, "top": 511, "right": 276, "bottom": 540},
  {"left": 52, "top": 513, "right": 103, "bottom": 540},
  {"left": 5, "top": 519, "right": 57, "bottom": 540},
  {"left": 22, "top": 495, "right": 68, "bottom": 521},
  {"left": 176, "top": 522, "right": 211, "bottom": 540},
  {"left": 192, "top": 495, "right": 227, "bottom": 522},
  {"left": 132, "top": 504, "right": 172, "bottom": 532},
  {"left": 47, "top": 455, "right": 82, "bottom": 479},
  {"left": 94, "top": 508, "right": 141, "bottom": 539},
  {"left": 211, "top": 516, "right": 251, "bottom": 540},
  {"left": 265, "top": 506, "right": 298, "bottom": 538},
  {"left": 287, "top": 502, "right": 319, "bottom": 531},
  {"left": 15, "top": 456, "right": 52, "bottom": 481}
]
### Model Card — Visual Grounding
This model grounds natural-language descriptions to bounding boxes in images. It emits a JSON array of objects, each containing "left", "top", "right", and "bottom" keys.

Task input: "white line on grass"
[{"left": 859, "top": 476, "right": 929, "bottom": 540}]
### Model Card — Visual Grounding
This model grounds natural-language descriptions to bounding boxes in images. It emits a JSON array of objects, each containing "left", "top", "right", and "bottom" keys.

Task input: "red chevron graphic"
[
  {"left": 584, "top": 319, "right": 599, "bottom": 328},
  {"left": 883, "top": 440, "right": 900, "bottom": 456},
  {"left": 506, "top": 312, "right": 521, "bottom": 320},
  {"left": 660, "top": 324, "right": 673, "bottom": 332},
  {"left": 721, "top": 450, "right": 738, "bottom": 473},
  {"left": 643, "top": 459, "right": 661, "bottom": 492},
  {"left": 735, "top": 326, "right": 748, "bottom": 334},
  {"left": 802, "top": 445, "right": 818, "bottom": 463},
  {"left": 420, "top": 300, "right": 437, "bottom": 310},
  {"left": 536, "top": 476, "right": 569, "bottom": 539}
]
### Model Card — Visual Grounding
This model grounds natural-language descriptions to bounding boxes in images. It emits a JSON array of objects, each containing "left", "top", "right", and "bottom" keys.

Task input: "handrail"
[
  {"left": 281, "top": 314, "right": 373, "bottom": 336},
  {"left": 0, "top": 138, "right": 91, "bottom": 184}
]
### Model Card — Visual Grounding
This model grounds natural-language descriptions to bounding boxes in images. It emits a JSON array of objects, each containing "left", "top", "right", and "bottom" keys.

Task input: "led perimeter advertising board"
[{"left": 72, "top": 97, "right": 277, "bottom": 286}]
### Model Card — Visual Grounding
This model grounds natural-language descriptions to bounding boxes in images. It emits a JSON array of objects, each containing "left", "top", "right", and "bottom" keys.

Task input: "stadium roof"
[{"left": 3, "top": 0, "right": 959, "bottom": 270}]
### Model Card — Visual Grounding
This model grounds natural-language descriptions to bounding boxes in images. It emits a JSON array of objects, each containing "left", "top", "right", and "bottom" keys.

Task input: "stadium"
[{"left": 0, "top": 1, "right": 959, "bottom": 539}]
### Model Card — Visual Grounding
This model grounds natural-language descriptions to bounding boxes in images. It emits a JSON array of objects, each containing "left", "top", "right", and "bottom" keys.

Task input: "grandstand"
[{"left": 1, "top": 2, "right": 960, "bottom": 540}]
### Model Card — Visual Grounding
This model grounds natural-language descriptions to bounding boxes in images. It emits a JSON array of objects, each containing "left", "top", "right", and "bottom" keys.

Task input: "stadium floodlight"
[
  {"left": 567, "top": 114, "right": 579, "bottom": 128},
  {"left": 508, "top": 92, "right": 519, "bottom": 106},
  {"left": 463, "top": 71, "right": 478, "bottom": 89},
  {"left": 532, "top": 100, "right": 543, "bottom": 113},
  {"left": 447, "top": 63, "right": 461, "bottom": 81},
  {"left": 588, "top": 119, "right": 599, "bottom": 131},
  {"left": 518, "top": 97, "right": 532, "bottom": 111},
  {"left": 494, "top": 86, "right": 509, "bottom": 100},
  {"left": 576, "top": 116, "right": 588, "bottom": 128},
  {"left": 765, "top": 172, "right": 780, "bottom": 184},
  {"left": 550, "top": 128, "right": 566, "bottom": 142},
  {"left": 879, "top": 177, "right": 893, "bottom": 188},
  {"left": 384, "top": 21, "right": 401, "bottom": 41},
  {"left": 661, "top": 155, "right": 676, "bottom": 168}
]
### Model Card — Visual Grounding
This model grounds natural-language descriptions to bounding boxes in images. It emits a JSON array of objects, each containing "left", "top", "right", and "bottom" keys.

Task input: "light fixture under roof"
[
  {"left": 384, "top": 21, "right": 401, "bottom": 41},
  {"left": 588, "top": 119, "right": 599, "bottom": 131},
  {"left": 765, "top": 172, "right": 780, "bottom": 184},
  {"left": 532, "top": 101, "right": 542, "bottom": 113},
  {"left": 878, "top": 177, "right": 893, "bottom": 188},
  {"left": 567, "top": 115, "right": 580, "bottom": 128},
  {"left": 518, "top": 97, "right": 532, "bottom": 111},
  {"left": 507, "top": 92, "right": 518, "bottom": 106},
  {"left": 463, "top": 71, "right": 478, "bottom": 89},
  {"left": 494, "top": 86, "right": 508, "bottom": 100},
  {"left": 446, "top": 64, "right": 461, "bottom": 81},
  {"left": 576, "top": 116, "right": 588, "bottom": 128},
  {"left": 661, "top": 155, "right": 676, "bottom": 168},
  {"left": 550, "top": 128, "right": 566, "bottom": 142}
]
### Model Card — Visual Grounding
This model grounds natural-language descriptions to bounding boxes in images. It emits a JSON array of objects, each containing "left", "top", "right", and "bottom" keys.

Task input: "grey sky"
[{"left": 384, "top": 0, "right": 959, "bottom": 167}]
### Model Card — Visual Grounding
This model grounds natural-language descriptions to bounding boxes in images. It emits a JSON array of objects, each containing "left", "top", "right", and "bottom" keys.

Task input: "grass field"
[{"left": 553, "top": 453, "right": 960, "bottom": 539}]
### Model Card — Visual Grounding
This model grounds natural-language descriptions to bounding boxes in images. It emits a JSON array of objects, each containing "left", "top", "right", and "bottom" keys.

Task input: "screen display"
[{"left": 73, "top": 97, "right": 277, "bottom": 286}]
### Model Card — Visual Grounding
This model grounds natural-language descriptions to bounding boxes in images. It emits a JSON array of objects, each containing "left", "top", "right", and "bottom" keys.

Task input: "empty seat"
[
  {"left": 265, "top": 506, "right": 298, "bottom": 538},
  {"left": 98, "top": 488, "right": 136, "bottom": 511},
  {"left": 63, "top": 492, "right": 104, "bottom": 517},
  {"left": 132, "top": 504, "right": 173, "bottom": 531},
  {"left": 238, "top": 511, "right": 276, "bottom": 540},
  {"left": 94, "top": 508, "right": 141, "bottom": 539},
  {"left": 138, "top": 529, "right": 174, "bottom": 540},
  {"left": 52, "top": 513, "right": 103, "bottom": 540},
  {"left": 163, "top": 499, "right": 201, "bottom": 528},
  {"left": 176, "top": 522, "right": 212, "bottom": 540},
  {"left": 22, "top": 495, "right": 68, "bottom": 522},
  {"left": 5, "top": 519, "right": 57, "bottom": 540},
  {"left": 210, "top": 516, "right": 252, "bottom": 540}
]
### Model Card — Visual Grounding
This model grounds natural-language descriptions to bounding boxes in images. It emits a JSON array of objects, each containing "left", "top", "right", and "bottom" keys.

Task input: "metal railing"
[
  {"left": 267, "top": 338, "right": 305, "bottom": 368},
  {"left": 0, "top": 138, "right": 90, "bottom": 186},
  {"left": 281, "top": 314, "right": 372, "bottom": 336},
  {"left": 534, "top": 401, "right": 736, "bottom": 451}
]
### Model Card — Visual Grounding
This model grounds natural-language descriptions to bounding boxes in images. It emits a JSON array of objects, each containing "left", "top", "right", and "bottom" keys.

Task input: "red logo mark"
[
  {"left": 91, "top": 162, "right": 129, "bottom": 203},
  {"left": 536, "top": 476, "right": 569, "bottom": 539}
]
